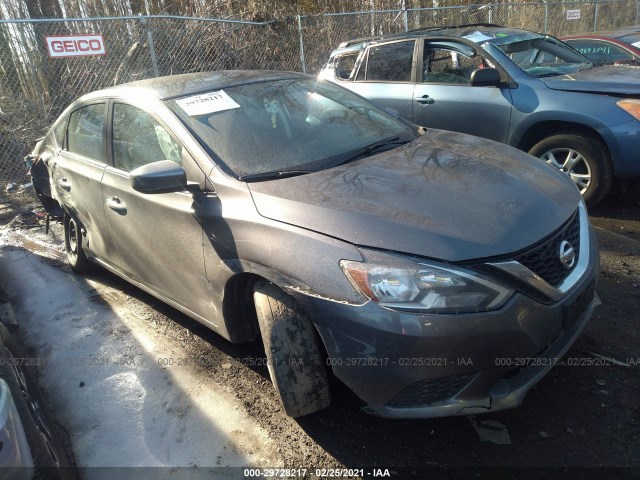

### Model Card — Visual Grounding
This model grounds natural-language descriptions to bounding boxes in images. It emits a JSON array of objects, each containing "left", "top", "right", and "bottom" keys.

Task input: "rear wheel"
[
  {"left": 528, "top": 133, "right": 613, "bottom": 206},
  {"left": 63, "top": 213, "right": 93, "bottom": 274},
  {"left": 253, "top": 281, "right": 330, "bottom": 417}
]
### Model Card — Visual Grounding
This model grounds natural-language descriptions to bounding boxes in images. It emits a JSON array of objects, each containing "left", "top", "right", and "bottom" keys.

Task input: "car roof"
[
  {"left": 563, "top": 25, "right": 640, "bottom": 42},
  {"left": 336, "top": 23, "right": 534, "bottom": 49},
  {"left": 77, "top": 70, "right": 310, "bottom": 103}
]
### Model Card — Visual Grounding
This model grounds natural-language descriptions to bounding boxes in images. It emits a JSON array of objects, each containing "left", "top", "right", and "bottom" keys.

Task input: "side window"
[
  {"left": 112, "top": 103, "right": 182, "bottom": 173},
  {"left": 53, "top": 116, "right": 68, "bottom": 148},
  {"left": 567, "top": 40, "right": 634, "bottom": 65},
  {"left": 67, "top": 104, "right": 105, "bottom": 162},
  {"left": 334, "top": 52, "right": 359, "bottom": 80},
  {"left": 364, "top": 40, "right": 415, "bottom": 82},
  {"left": 423, "top": 45, "right": 484, "bottom": 84}
]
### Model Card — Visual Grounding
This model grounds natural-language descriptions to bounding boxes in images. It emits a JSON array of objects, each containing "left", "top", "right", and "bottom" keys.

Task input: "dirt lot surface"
[{"left": 0, "top": 184, "right": 638, "bottom": 480}]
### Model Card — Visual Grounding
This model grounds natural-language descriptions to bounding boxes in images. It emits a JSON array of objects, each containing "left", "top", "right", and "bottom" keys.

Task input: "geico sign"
[{"left": 46, "top": 35, "right": 106, "bottom": 58}]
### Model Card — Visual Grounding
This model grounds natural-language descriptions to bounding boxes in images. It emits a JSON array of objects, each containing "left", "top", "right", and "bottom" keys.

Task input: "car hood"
[
  {"left": 248, "top": 130, "right": 580, "bottom": 262},
  {"left": 542, "top": 65, "right": 640, "bottom": 94}
]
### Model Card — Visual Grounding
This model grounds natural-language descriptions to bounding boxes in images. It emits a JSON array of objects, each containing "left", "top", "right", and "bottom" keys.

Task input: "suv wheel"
[
  {"left": 253, "top": 281, "right": 331, "bottom": 417},
  {"left": 528, "top": 133, "right": 613, "bottom": 206},
  {"left": 63, "top": 213, "right": 93, "bottom": 274}
]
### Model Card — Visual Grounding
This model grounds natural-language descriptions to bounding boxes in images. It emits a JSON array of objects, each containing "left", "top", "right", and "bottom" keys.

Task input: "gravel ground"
[{"left": 0, "top": 184, "right": 638, "bottom": 479}]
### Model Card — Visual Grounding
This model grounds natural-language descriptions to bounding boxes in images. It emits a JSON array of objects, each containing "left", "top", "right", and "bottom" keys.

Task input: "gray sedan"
[{"left": 30, "top": 71, "right": 599, "bottom": 418}]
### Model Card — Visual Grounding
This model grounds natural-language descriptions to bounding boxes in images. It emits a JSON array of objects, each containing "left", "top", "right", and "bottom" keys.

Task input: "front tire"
[
  {"left": 253, "top": 281, "right": 330, "bottom": 417},
  {"left": 528, "top": 132, "right": 613, "bottom": 206},
  {"left": 63, "top": 213, "right": 93, "bottom": 274}
]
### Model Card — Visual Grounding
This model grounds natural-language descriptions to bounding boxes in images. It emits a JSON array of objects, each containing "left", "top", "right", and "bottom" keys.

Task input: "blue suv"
[{"left": 320, "top": 24, "right": 640, "bottom": 205}]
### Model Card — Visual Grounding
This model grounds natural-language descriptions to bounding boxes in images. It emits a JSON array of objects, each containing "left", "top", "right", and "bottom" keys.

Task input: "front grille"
[
  {"left": 513, "top": 210, "right": 581, "bottom": 287},
  {"left": 388, "top": 372, "right": 476, "bottom": 408}
]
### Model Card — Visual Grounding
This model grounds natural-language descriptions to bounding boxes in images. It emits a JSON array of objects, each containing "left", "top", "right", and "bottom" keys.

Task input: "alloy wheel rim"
[
  {"left": 540, "top": 148, "right": 591, "bottom": 194},
  {"left": 68, "top": 219, "right": 79, "bottom": 254}
]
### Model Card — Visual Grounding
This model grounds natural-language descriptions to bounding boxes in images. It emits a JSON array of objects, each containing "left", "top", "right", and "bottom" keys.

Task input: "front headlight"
[
  {"left": 617, "top": 99, "right": 640, "bottom": 121},
  {"left": 340, "top": 250, "right": 513, "bottom": 314}
]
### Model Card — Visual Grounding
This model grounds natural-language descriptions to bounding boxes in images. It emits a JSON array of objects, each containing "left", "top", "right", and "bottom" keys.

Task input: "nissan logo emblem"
[{"left": 559, "top": 240, "right": 576, "bottom": 269}]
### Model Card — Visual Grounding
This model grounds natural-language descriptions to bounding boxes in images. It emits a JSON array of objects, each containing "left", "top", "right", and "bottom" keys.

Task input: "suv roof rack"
[{"left": 337, "top": 23, "right": 506, "bottom": 48}]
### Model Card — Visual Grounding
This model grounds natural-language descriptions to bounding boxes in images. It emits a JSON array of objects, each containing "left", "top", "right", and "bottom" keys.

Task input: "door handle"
[
  {"left": 57, "top": 178, "right": 71, "bottom": 191},
  {"left": 414, "top": 95, "right": 435, "bottom": 105},
  {"left": 105, "top": 196, "right": 127, "bottom": 215}
]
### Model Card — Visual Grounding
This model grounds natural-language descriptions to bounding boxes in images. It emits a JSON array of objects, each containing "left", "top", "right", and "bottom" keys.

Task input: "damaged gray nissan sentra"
[{"left": 28, "top": 70, "right": 599, "bottom": 418}]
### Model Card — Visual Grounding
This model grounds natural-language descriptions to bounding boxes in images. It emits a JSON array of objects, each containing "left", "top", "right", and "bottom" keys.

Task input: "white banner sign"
[
  {"left": 46, "top": 35, "right": 106, "bottom": 58},
  {"left": 566, "top": 9, "right": 581, "bottom": 20}
]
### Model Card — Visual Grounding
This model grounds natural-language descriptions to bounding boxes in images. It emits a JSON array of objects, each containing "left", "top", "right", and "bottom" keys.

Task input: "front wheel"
[
  {"left": 63, "top": 213, "right": 93, "bottom": 273},
  {"left": 528, "top": 133, "right": 613, "bottom": 206},
  {"left": 253, "top": 281, "right": 330, "bottom": 417}
]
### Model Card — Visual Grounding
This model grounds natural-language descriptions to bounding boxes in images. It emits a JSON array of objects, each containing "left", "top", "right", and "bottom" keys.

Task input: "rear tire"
[
  {"left": 253, "top": 281, "right": 331, "bottom": 417},
  {"left": 63, "top": 213, "right": 93, "bottom": 274},
  {"left": 528, "top": 132, "right": 613, "bottom": 207}
]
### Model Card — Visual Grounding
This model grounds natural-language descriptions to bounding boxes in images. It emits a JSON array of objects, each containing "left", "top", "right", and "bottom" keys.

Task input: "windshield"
[
  {"left": 488, "top": 32, "right": 593, "bottom": 77},
  {"left": 167, "top": 78, "right": 416, "bottom": 178}
]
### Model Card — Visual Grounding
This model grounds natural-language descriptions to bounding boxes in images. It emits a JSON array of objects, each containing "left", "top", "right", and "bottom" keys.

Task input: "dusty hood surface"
[
  {"left": 248, "top": 130, "right": 581, "bottom": 262},
  {"left": 542, "top": 65, "right": 640, "bottom": 94}
]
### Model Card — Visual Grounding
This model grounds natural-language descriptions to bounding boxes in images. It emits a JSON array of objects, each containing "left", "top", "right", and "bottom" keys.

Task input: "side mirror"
[
  {"left": 469, "top": 67, "right": 502, "bottom": 87},
  {"left": 130, "top": 160, "right": 193, "bottom": 194}
]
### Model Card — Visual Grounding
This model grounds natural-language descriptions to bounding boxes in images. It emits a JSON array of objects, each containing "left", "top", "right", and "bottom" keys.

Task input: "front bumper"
[
  {"left": 296, "top": 225, "right": 600, "bottom": 418},
  {"left": 599, "top": 120, "right": 640, "bottom": 178}
]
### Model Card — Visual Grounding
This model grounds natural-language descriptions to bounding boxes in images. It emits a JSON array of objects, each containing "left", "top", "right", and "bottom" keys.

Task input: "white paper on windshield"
[
  {"left": 176, "top": 90, "right": 240, "bottom": 116},
  {"left": 462, "top": 31, "right": 493, "bottom": 43},
  {"left": 632, "top": 41, "right": 640, "bottom": 49}
]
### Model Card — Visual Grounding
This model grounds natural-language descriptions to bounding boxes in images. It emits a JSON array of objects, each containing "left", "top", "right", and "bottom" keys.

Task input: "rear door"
[
  {"left": 413, "top": 39, "right": 513, "bottom": 142},
  {"left": 340, "top": 39, "right": 417, "bottom": 120},
  {"left": 51, "top": 102, "right": 117, "bottom": 265},
  {"left": 100, "top": 101, "right": 214, "bottom": 320}
]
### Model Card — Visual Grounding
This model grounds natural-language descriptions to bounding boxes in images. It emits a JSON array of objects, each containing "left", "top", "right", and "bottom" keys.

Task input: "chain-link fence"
[
  {"left": 1, "top": 0, "right": 639, "bottom": 186},
  {"left": 297, "top": 0, "right": 640, "bottom": 72},
  {"left": 0, "top": 15, "right": 301, "bottom": 185}
]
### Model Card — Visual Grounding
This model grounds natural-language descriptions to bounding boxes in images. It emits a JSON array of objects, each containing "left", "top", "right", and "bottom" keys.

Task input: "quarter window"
[
  {"left": 67, "top": 104, "right": 105, "bottom": 162},
  {"left": 53, "top": 116, "right": 68, "bottom": 148},
  {"left": 112, "top": 104, "right": 182, "bottom": 172},
  {"left": 364, "top": 41, "right": 415, "bottom": 82},
  {"left": 334, "top": 52, "right": 359, "bottom": 80}
]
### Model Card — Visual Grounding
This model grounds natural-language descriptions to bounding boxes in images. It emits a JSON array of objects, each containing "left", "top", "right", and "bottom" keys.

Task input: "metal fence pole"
[
  {"left": 636, "top": 0, "right": 639, "bottom": 24},
  {"left": 297, "top": 15, "right": 306, "bottom": 74},
  {"left": 543, "top": 2, "right": 549, "bottom": 33},
  {"left": 402, "top": 0, "right": 409, "bottom": 31},
  {"left": 140, "top": 16, "right": 160, "bottom": 77},
  {"left": 593, "top": 0, "right": 599, "bottom": 32}
]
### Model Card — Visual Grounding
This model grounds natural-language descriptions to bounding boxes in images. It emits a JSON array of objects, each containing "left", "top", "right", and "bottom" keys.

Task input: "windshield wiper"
[
  {"left": 334, "top": 136, "right": 411, "bottom": 167},
  {"left": 239, "top": 169, "right": 313, "bottom": 182}
]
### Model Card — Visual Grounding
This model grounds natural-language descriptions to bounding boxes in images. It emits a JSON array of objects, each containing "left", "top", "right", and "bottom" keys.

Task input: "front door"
[
  {"left": 100, "top": 101, "right": 214, "bottom": 321},
  {"left": 413, "top": 40, "right": 514, "bottom": 143}
]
